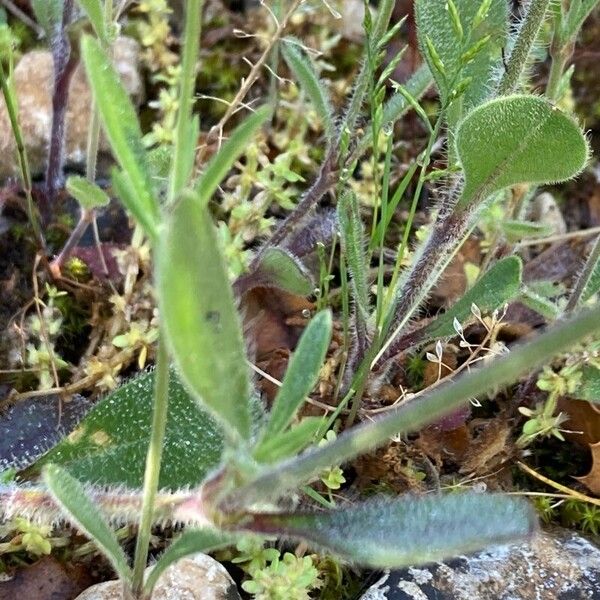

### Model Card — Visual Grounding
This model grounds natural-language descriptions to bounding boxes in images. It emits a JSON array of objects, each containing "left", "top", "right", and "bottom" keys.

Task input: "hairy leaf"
[
  {"left": 337, "top": 190, "right": 370, "bottom": 325},
  {"left": 31, "top": 0, "right": 63, "bottom": 37},
  {"left": 33, "top": 369, "right": 223, "bottom": 489},
  {"left": 282, "top": 39, "right": 334, "bottom": 141},
  {"left": 422, "top": 256, "right": 522, "bottom": 340},
  {"left": 501, "top": 220, "right": 553, "bottom": 242},
  {"left": 144, "top": 529, "right": 237, "bottom": 595},
  {"left": 81, "top": 36, "right": 159, "bottom": 240},
  {"left": 195, "top": 106, "right": 271, "bottom": 206},
  {"left": 456, "top": 95, "right": 588, "bottom": 207},
  {"left": 250, "top": 248, "right": 314, "bottom": 295},
  {"left": 66, "top": 176, "right": 110, "bottom": 209},
  {"left": 582, "top": 254, "right": 600, "bottom": 302},
  {"left": 158, "top": 190, "right": 251, "bottom": 440},
  {"left": 254, "top": 417, "right": 324, "bottom": 464},
  {"left": 259, "top": 310, "right": 332, "bottom": 441},
  {"left": 246, "top": 494, "right": 536, "bottom": 567},
  {"left": 415, "top": 0, "right": 508, "bottom": 111},
  {"left": 77, "top": 0, "right": 107, "bottom": 43},
  {"left": 43, "top": 464, "right": 132, "bottom": 582}
]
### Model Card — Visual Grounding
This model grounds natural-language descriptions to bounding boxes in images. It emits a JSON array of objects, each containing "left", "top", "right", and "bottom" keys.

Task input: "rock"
[
  {"left": 359, "top": 529, "right": 600, "bottom": 600},
  {"left": 74, "top": 553, "right": 241, "bottom": 600},
  {"left": 528, "top": 192, "right": 567, "bottom": 236},
  {"left": 0, "top": 37, "right": 142, "bottom": 183}
]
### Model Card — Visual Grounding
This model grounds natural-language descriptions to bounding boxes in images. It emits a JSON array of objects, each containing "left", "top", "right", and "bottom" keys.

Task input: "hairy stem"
[
  {"left": 132, "top": 338, "right": 170, "bottom": 595},
  {"left": 45, "top": 0, "right": 77, "bottom": 208},
  {"left": 565, "top": 233, "right": 600, "bottom": 312},
  {"left": 227, "top": 305, "right": 600, "bottom": 507},
  {"left": 497, "top": 0, "right": 551, "bottom": 95}
]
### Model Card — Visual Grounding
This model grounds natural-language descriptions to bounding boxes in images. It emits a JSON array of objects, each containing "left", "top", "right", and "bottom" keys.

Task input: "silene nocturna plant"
[{"left": 3, "top": 0, "right": 600, "bottom": 598}]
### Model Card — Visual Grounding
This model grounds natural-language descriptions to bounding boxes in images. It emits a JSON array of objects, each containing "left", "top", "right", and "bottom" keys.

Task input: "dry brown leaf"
[
  {"left": 557, "top": 397, "right": 600, "bottom": 447},
  {"left": 575, "top": 441, "right": 600, "bottom": 496},
  {"left": 459, "top": 419, "right": 512, "bottom": 475}
]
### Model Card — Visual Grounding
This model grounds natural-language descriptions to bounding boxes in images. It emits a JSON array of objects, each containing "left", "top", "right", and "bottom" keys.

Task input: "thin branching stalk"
[
  {"left": 497, "top": 0, "right": 551, "bottom": 95},
  {"left": 0, "top": 61, "right": 44, "bottom": 249},
  {"left": 564, "top": 234, "right": 600, "bottom": 312},
  {"left": 226, "top": 305, "right": 600, "bottom": 507},
  {"left": 132, "top": 338, "right": 170, "bottom": 596}
]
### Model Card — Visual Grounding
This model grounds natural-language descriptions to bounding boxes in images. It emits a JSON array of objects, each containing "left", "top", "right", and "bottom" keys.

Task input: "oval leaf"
[
  {"left": 33, "top": 368, "right": 223, "bottom": 489},
  {"left": 158, "top": 191, "right": 251, "bottom": 440},
  {"left": 456, "top": 95, "right": 588, "bottom": 207},
  {"left": 245, "top": 494, "right": 536, "bottom": 568},
  {"left": 66, "top": 176, "right": 110, "bottom": 210}
]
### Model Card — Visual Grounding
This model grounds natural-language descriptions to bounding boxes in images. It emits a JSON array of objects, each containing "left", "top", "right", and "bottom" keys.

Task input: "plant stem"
[
  {"left": 497, "top": 0, "right": 551, "bottom": 96},
  {"left": 45, "top": 0, "right": 77, "bottom": 209},
  {"left": 0, "top": 61, "right": 44, "bottom": 250},
  {"left": 132, "top": 337, "right": 170, "bottom": 597},
  {"left": 564, "top": 233, "right": 600, "bottom": 312},
  {"left": 228, "top": 305, "right": 600, "bottom": 507},
  {"left": 545, "top": 39, "right": 574, "bottom": 102}
]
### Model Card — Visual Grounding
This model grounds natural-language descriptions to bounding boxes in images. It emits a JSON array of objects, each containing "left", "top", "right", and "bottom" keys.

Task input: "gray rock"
[
  {"left": 360, "top": 529, "right": 600, "bottom": 600},
  {"left": 0, "top": 37, "right": 142, "bottom": 183},
  {"left": 74, "top": 553, "right": 241, "bottom": 600},
  {"left": 527, "top": 192, "right": 567, "bottom": 236}
]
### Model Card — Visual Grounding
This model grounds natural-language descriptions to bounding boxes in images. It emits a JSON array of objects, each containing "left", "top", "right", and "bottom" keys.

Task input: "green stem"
[
  {"left": 229, "top": 305, "right": 600, "bottom": 506},
  {"left": 497, "top": 0, "right": 551, "bottom": 95},
  {"left": 545, "top": 41, "right": 573, "bottom": 102},
  {"left": 169, "top": 0, "right": 203, "bottom": 202},
  {"left": 0, "top": 61, "right": 44, "bottom": 250},
  {"left": 564, "top": 234, "right": 600, "bottom": 313},
  {"left": 132, "top": 338, "right": 170, "bottom": 597}
]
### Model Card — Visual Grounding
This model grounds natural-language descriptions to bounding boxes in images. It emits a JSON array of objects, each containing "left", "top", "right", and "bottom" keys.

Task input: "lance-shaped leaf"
[
  {"left": 282, "top": 39, "right": 334, "bottom": 141},
  {"left": 195, "top": 106, "right": 271, "bottom": 206},
  {"left": 244, "top": 494, "right": 536, "bottom": 568},
  {"left": 66, "top": 176, "right": 110, "bottom": 209},
  {"left": 501, "top": 220, "right": 553, "bottom": 242},
  {"left": 32, "top": 368, "right": 223, "bottom": 489},
  {"left": 144, "top": 529, "right": 238, "bottom": 596},
  {"left": 422, "top": 256, "right": 522, "bottom": 340},
  {"left": 257, "top": 311, "right": 332, "bottom": 443},
  {"left": 254, "top": 417, "right": 324, "bottom": 464},
  {"left": 31, "top": 0, "right": 63, "bottom": 37},
  {"left": 81, "top": 35, "right": 159, "bottom": 240},
  {"left": 415, "top": 0, "right": 508, "bottom": 111},
  {"left": 77, "top": 0, "right": 108, "bottom": 43},
  {"left": 456, "top": 95, "right": 588, "bottom": 208},
  {"left": 337, "top": 190, "right": 370, "bottom": 326},
  {"left": 43, "top": 464, "right": 132, "bottom": 583},
  {"left": 158, "top": 190, "right": 252, "bottom": 441},
  {"left": 236, "top": 248, "right": 314, "bottom": 296}
]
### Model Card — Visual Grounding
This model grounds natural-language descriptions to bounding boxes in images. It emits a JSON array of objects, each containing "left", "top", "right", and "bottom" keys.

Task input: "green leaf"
[
  {"left": 81, "top": 35, "right": 159, "bottom": 241},
  {"left": 158, "top": 190, "right": 251, "bottom": 440},
  {"left": 259, "top": 311, "right": 332, "bottom": 441},
  {"left": 254, "top": 417, "right": 324, "bottom": 464},
  {"left": 144, "top": 529, "right": 237, "bottom": 596},
  {"left": 282, "top": 39, "right": 334, "bottom": 141},
  {"left": 337, "top": 191, "right": 370, "bottom": 325},
  {"left": 247, "top": 494, "right": 536, "bottom": 568},
  {"left": 518, "top": 287, "right": 560, "bottom": 320},
  {"left": 33, "top": 368, "right": 223, "bottom": 489},
  {"left": 195, "top": 106, "right": 271, "bottom": 206},
  {"left": 415, "top": 0, "right": 508, "bottom": 111},
  {"left": 31, "top": 0, "right": 63, "bottom": 37},
  {"left": 252, "top": 248, "right": 314, "bottom": 295},
  {"left": 456, "top": 95, "right": 589, "bottom": 207},
  {"left": 43, "top": 464, "right": 132, "bottom": 582},
  {"left": 501, "top": 220, "right": 553, "bottom": 242},
  {"left": 582, "top": 253, "right": 600, "bottom": 302},
  {"left": 66, "top": 176, "right": 110, "bottom": 210},
  {"left": 575, "top": 365, "right": 600, "bottom": 403},
  {"left": 77, "top": 0, "right": 107, "bottom": 43},
  {"left": 422, "top": 256, "right": 522, "bottom": 340}
]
